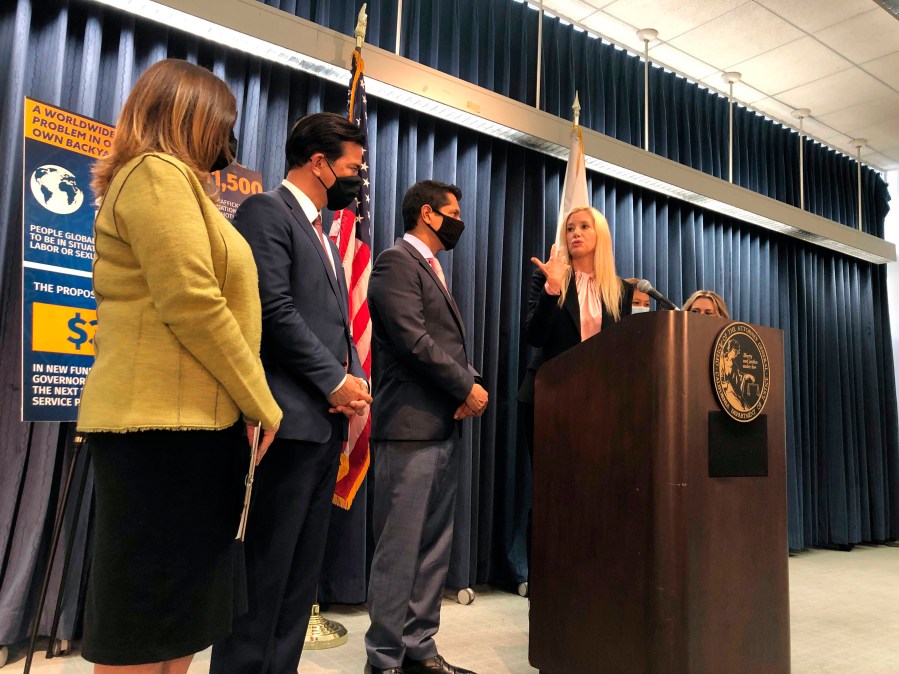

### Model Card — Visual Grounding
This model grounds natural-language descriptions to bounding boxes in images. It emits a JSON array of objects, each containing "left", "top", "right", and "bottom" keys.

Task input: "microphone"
[{"left": 636, "top": 279, "right": 680, "bottom": 311}]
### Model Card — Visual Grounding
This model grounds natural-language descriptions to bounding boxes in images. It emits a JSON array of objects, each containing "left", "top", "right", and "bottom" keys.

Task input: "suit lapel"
[
  {"left": 398, "top": 239, "right": 466, "bottom": 338},
  {"left": 330, "top": 237, "right": 351, "bottom": 322},
  {"left": 276, "top": 186, "right": 345, "bottom": 318}
]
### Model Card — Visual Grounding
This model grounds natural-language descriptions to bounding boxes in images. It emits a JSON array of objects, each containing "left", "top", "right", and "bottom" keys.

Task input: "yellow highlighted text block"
[{"left": 32, "top": 302, "right": 97, "bottom": 356}]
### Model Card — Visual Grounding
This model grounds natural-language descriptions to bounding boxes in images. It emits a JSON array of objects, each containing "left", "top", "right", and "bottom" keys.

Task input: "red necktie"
[{"left": 312, "top": 215, "right": 336, "bottom": 276}]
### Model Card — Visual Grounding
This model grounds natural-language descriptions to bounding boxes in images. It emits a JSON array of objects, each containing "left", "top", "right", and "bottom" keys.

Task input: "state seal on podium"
[{"left": 711, "top": 322, "right": 770, "bottom": 422}]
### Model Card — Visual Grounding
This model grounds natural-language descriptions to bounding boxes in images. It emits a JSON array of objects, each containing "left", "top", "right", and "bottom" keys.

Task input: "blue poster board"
[
  {"left": 21, "top": 98, "right": 113, "bottom": 422},
  {"left": 21, "top": 98, "right": 263, "bottom": 421}
]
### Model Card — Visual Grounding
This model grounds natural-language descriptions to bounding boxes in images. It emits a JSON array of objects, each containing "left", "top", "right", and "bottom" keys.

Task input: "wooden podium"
[{"left": 529, "top": 311, "right": 790, "bottom": 673}]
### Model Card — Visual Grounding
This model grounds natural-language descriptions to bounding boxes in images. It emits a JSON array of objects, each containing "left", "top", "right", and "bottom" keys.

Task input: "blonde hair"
[
  {"left": 92, "top": 59, "right": 237, "bottom": 199},
  {"left": 683, "top": 289, "right": 730, "bottom": 319},
  {"left": 555, "top": 206, "right": 622, "bottom": 321}
]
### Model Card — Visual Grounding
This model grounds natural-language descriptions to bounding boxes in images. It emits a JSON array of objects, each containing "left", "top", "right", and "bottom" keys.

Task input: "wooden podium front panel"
[
  {"left": 530, "top": 312, "right": 790, "bottom": 674},
  {"left": 530, "top": 312, "right": 677, "bottom": 673},
  {"left": 682, "top": 317, "right": 790, "bottom": 673}
]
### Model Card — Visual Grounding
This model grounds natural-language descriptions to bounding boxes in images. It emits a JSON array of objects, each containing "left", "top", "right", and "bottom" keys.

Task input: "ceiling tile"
[
  {"left": 669, "top": 3, "right": 805, "bottom": 70},
  {"left": 580, "top": 10, "right": 646, "bottom": 49},
  {"left": 699, "top": 73, "right": 768, "bottom": 104},
  {"left": 729, "top": 36, "right": 852, "bottom": 96},
  {"left": 777, "top": 68, "right": 893, "bottom": 117},
  {"left": 648, "top": 42, "right": 718, "bottom": 80},
  {"left": 862, "top": 152, "right": 899, "bottom": 171},
  {"left": 543, "top": 0, "right": 601, "bottom": 22},
  {"left": 749, "top": 96, "right": 800, "bottom": 123},
  {"left": 814, "top": 7, "right": 899, "bottom": 64},
  {"left": 860, "top": 51, "right": 899, "bottom": 91},
  {"left": 855, "top": 144, "right": 882, "bottom": 158},
  {"left": 816, "top": 94, "right": 899, "bottom": 135},
  {"left": 733, "top": 82, "right": 768, "bottom": 105},
  {"left": 800, "top": 117, "right": 844, "bottom": 143},
  {"left": 601, "top": 0, "right": 746, "bottom": 41},
  {"left": 846, "top": 117, "right": 899, "bottom": 151},
  {"left": 754, "top": 0, "right": 874, "bottom": 34}
]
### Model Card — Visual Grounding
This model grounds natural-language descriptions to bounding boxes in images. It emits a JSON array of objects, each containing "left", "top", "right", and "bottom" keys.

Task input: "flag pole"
[
  {"left": 304, "top": 4, "right": 369, "bottom": 651},
  {"left": 356, "top": 2, "right": 367, "bottom": 50},
  {"left": 329, "top": 0, "right": 374, "bottom": 509},
  {"left": 557, "top": 91, "right": 588, "bottom": 242}
]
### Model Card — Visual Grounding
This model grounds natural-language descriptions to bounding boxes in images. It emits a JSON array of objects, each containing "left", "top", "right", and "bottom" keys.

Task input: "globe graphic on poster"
[{"left": 29, "top": 165, "right": 84, "bottom": 215}]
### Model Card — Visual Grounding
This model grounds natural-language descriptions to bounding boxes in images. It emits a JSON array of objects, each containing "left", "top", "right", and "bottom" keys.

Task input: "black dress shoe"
[
  {"left": 365, "top": 664, "right": 404, "bottom": 674},
  {"left": 403, "top": 654, "right": 476, "bottom": 674}
]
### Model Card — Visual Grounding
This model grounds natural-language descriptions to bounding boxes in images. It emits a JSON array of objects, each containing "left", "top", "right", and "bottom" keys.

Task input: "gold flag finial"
[
  {"left": 355, "top": 4, "right": 368, "bottom": 49},
  {"left": 572, "top": 91, "right": 581, "bottom": 126}
]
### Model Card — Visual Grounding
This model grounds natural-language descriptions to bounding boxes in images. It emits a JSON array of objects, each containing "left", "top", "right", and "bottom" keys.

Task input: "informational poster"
[
  {"left": 21, "top": 97, "right": 114, "bottom": 421},
  {"left": 213, "top": 163, "right": 263, "bottom": 222}
]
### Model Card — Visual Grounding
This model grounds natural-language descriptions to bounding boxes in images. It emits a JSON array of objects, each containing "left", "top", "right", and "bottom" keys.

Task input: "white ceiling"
[{"left": 537, "top": 0, "right": 899, "bottom": 171}]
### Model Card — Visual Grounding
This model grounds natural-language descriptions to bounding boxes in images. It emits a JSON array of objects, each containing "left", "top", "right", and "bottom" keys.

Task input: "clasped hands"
[
  {"left": 328, "top": 376, "right": 372, "bottom": 418},
  {"left": 454, "top": 383, "right": 489, "bottom": 420},
  {"left": 247, "top": 375, "right": 370, "bottom": 467}
]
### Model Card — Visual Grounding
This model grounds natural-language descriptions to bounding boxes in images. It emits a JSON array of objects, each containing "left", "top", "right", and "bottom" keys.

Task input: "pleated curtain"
[{"left": 0, "top": 0, "right": 895, "bottom": 644}]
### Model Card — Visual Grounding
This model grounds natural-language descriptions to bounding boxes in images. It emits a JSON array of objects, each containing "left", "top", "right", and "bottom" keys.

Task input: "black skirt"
[{"left": 82, "top": 424, "right": 247, "bottom": 665}]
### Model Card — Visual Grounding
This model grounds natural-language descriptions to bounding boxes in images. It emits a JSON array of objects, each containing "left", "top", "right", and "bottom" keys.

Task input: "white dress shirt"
[{"left": 280, "top": 179, "right": 337, "bottom": 276}]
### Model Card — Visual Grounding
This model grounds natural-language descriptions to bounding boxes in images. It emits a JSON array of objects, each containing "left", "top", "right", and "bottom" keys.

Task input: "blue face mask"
[{"left": 631, "top": 305, "right": 651, "bottom": 314}]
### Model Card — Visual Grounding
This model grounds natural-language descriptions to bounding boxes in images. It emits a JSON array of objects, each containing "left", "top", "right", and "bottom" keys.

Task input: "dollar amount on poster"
[{"left": 32, "top": 302, "right": 98, "bottom": 357}]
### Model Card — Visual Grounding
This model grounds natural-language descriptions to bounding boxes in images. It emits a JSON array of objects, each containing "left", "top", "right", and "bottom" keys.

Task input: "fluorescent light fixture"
[
  {"left": 88, "top": 0, "right": 893, "bottom": 263},
  {"left": 92, "top": 0, "right": 351, "bottom": 87}
]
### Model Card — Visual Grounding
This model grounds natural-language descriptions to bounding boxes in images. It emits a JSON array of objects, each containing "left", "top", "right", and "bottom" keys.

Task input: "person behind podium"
[
  {"left": 517, "top": 206, "right": 633, "bottom": 579},
  {"left": 519, "top": 206, "right": 634, "bottom": 405},
  {"left": 76, "top": 59, "right": 282, "bottom": 672},
  {"left": 682, "top": 289, "right": 730, "bottom": 319},
  {"left": 625, "top": 277, "right": 651, "bottom": 314}
]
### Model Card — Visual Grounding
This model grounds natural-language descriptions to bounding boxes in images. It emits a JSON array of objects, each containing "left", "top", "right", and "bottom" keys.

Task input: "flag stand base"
[{"left": 304, "top": 603, "right": 348, "bottom": 650}]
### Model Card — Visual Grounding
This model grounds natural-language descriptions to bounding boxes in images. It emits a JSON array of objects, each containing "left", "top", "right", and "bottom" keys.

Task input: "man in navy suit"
[
  {"left": 211, "top": 112, "right": 372, "bottom": 673},
  {"left": 364, "top": 180, "right": 487, "bottom": 674}
]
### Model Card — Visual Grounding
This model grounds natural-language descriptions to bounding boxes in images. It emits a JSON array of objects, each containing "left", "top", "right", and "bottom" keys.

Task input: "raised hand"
[{"left": 530, "top": 243, "right": 568, "bottom": 295}]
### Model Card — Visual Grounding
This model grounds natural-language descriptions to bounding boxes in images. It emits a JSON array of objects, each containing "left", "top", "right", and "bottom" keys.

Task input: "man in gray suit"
[{"left": 364, "top": 180, "right": 488, "bottom": 674}]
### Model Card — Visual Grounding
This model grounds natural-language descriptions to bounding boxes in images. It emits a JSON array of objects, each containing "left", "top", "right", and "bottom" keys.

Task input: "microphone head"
[{"left": 636, "top": 279, "right": 654, "bottom": 293}]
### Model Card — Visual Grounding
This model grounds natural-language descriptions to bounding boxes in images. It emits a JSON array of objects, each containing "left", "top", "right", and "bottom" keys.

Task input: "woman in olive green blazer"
[{"left": 76, "top": 59, "right": 281, "bottom": 672}]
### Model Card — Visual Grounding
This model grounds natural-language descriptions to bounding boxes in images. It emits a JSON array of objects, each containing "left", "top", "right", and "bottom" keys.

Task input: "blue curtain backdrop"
[{"left": 1, "top": 0, "right": 897, "bottom": 645}]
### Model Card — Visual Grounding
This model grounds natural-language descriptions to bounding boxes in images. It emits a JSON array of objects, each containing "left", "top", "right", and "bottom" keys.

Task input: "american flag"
[{"left": 329, "top": 48, "right": 371, "bottom": 510}]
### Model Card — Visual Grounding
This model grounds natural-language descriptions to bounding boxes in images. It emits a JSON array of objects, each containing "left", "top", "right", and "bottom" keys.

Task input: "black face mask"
[
  {"left": 427, "top": 209, "right": 465, "bottom": 251},
  {"left": 317, "top": 158, "right": 362, "bottom": 211},
  {"left": 210, "top": 128, "right": 238, "bottom": 172}
]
